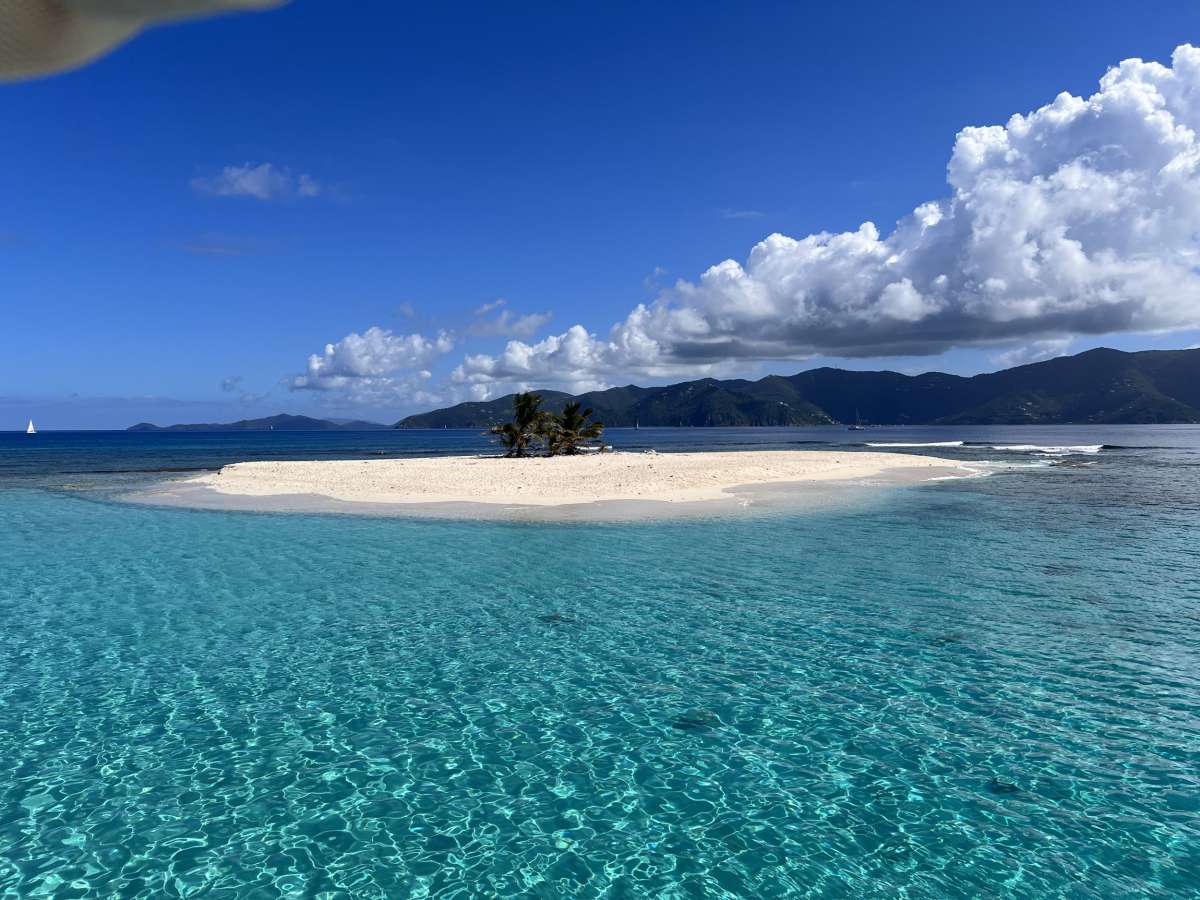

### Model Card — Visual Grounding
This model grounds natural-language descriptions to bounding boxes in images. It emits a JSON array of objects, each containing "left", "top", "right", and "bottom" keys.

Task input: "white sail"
[{"left": 26, "top": 419, "right": 36, "bottom": 434}]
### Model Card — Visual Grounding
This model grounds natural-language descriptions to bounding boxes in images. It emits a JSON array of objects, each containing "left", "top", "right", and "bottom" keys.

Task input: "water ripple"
[{"left": 0, "top": 461, "right": 1198, "bottom": 896}]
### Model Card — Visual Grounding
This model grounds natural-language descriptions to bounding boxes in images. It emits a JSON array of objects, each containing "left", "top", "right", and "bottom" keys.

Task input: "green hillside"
[{"left": 396, "top": 348, "right": 1200, "bottom": 428}]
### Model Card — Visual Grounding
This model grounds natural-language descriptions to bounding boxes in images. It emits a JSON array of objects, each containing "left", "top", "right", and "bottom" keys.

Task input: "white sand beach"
[{"left": 181, "top": 450, "right": 964, "bottom": 509}]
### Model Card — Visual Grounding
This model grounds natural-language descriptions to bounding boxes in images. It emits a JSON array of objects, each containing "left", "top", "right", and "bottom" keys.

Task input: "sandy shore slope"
[{"left": 184, "top": 451, "right": 963, "bottom": 508}]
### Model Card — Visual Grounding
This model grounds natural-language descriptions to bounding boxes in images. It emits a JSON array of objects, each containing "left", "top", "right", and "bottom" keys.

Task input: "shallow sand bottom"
[{"left": 131, "top": 451, "right": 969, "bottom": 520}]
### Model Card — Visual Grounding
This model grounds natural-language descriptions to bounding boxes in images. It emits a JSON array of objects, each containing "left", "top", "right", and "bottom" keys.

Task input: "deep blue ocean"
[{"left": 1, "top": 427, "right": 1198, "bottom": 897}]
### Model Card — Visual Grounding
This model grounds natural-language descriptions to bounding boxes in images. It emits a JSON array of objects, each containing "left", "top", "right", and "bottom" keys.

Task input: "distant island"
[
  {"left": 128, "top": 414, "right": 389, "bottom": 432},
  {"left": 396, "top": 348, "right": 1200, "bottom": 428}
]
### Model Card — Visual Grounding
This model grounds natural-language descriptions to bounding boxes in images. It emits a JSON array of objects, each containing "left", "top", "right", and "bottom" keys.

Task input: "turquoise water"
[{"left": 2, "top": 429, "right": 1199, "bottom": 896}]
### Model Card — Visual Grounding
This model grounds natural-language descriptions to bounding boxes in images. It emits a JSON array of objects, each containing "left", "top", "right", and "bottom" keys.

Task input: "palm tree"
[
  {"left": 488, "top": 391, "right": 549, "bottom": 457},
  {"left": 547, "top": 401, "right": 605, "bottom": 455}
]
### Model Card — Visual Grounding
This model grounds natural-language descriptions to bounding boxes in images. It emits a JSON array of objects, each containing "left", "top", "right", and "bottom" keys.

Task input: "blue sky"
[{"left": 4, "top": 0, "right": 1200, "bottom": 428}]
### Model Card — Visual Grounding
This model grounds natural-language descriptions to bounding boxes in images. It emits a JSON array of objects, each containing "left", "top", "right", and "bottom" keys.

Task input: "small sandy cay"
[{"left": 146, "top": 451, "right": 967, "bottom": 518}]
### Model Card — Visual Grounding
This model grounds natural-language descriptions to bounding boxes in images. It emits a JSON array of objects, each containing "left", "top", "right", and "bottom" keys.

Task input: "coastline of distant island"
[
  {"left": 126, "top": 348, "right": 1200, "bottom": 433},
  {"left": 127, "top": 414, "right": 389, "bottom": 433},
  {"left": 396, "top": 348, "right": 1200, "bottom": 428}
]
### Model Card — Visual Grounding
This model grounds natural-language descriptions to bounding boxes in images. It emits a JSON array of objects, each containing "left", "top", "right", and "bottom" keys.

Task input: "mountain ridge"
[
  {"left": 395, "top": 348, "right": 1200, "bottom": 428},
  {"left": 128, "top": 414, "right": 389, "bottom": 432}
]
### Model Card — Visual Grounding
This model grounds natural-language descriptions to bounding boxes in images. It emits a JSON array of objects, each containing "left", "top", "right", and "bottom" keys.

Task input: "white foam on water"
[
  {"left": 865, "top": 441, "right": 965, "bottom": 448},
  {"left": 927, "top": 468, "right": 992, "bottom": 481},
  {"left": 961, "top": 459, "right": 1055, "bottom": 473},
  {"left": 987, "top": 444, "right": 1103, "bottom": 456}
]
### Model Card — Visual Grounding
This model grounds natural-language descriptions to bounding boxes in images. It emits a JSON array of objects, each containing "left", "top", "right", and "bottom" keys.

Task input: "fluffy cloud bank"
[
  {"left": 287, "top": 327, "right": 453, "bottom": 403},
  {"left": 456, "top": 45, "right": 1200, "bottom": 395},
  {"left": 192, "top": 162, "right": 321, "bottom": 201}
]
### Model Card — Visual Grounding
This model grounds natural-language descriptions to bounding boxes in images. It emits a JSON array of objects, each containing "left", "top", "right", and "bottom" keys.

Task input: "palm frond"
[
  {"left": 489, "top": 392, "right": 550, "bottom": 456},
  {"left": 545, "top": 401, "right": 605, "bottom": 454}
]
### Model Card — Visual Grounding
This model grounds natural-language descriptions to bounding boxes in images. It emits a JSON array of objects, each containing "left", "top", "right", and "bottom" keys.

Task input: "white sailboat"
[{"left": 26, "top": 419, "right": 37, "bottom": 434}]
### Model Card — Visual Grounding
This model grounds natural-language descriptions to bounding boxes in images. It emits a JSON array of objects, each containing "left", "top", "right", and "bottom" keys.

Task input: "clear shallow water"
[{"left": 1, "top": 428, "right": 1199, "bottom": 896}]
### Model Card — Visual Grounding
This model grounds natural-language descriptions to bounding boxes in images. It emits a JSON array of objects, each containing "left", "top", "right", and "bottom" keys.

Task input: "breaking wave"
[
  {"left": 983, "top": 444, "right": 1103, "bottom": 456},
  {"left": 865, "top": 441, "right": 965, "bottom": 448}
]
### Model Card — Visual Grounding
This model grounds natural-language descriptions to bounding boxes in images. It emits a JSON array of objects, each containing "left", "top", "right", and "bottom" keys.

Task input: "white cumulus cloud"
[
  {"left": 287, "top": 327, "right": 454, "bottom": 403},
  {"left": 455, "top": 45, "right": 1200, "bottom": 396},
  {"left": 468, "top": 299, "right": 552, "bottom": 338},
  {"left": 192, "top": 162, "right": 322, "bottom": 201},
  {"left": 990, "top": 337, "right": 1075, "bottom": 369}
]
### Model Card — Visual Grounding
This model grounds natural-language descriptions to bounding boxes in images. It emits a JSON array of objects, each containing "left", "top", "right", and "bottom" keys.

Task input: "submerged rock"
[
  {"left": 930, "top": 633, "right": 966, "bottom": 646},
  {"left": 537, "top": 613, "right": 577, "bottom": 626},
  {"left": 672, "top": 710, "right": 718, "bottom": 731}
]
